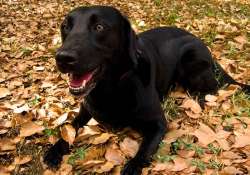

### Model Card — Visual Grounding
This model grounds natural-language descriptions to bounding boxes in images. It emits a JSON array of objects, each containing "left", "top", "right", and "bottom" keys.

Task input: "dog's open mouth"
[{"left": 68, "top": 68, "right": 98, "bottom": 96}]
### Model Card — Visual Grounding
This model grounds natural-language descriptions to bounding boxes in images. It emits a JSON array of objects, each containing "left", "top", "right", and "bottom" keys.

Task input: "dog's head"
[{"left": 55, "top": 6, "right": 138, "bottom": 96}]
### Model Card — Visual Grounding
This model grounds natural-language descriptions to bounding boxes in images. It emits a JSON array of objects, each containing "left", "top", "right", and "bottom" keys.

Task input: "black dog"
[{"left": 44, "top": 6, "right": 250, "bottom": 175}]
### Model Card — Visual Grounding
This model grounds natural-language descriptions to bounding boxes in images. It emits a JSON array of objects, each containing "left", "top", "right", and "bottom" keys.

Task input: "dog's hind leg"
[{"left": 44, "top": 103, "right": 92, "bottom": 167}]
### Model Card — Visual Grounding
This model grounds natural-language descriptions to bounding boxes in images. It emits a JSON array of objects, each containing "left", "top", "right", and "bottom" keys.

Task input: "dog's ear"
[{"left": 122, "top": 16, "right": 138, "bottom": 67}]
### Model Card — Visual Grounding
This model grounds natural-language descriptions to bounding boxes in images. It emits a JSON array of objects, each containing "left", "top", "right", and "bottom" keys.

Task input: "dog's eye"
[{"left": 95, "top": 24, "right": 104, "bottom": 32}]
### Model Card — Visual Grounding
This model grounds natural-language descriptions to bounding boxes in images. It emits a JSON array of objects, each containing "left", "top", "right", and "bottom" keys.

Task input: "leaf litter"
[{"left": 0, "top": 0, "right": 250, "bottom": 174}]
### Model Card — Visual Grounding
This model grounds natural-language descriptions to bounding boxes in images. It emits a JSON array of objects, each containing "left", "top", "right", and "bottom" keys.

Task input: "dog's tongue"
[{"left": 69, "top": 72, "right": 93, "bottom": 88}]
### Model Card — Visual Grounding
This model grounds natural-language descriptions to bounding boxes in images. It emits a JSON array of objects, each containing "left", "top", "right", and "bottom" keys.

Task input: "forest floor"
[{"left": 0, "top": 0, "right": 250, "bottom": 174}]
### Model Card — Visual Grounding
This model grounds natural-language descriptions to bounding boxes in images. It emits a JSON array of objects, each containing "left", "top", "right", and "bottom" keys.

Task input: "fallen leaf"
[
  {"left": 0, "top": 88, "right": 11, "bottom": 99},
  {"left": 120, "top": 137, "right": 139, "bottom": 158},
  {"left": 52, "top": 112, "right": 68, "bottom": 127},
  {"left": 0, "top": 138, "right": 17, "bottom": 151},
  {"left": 96, "top": 161, "right": 114, "bottom": 173},
  {"left": 87, "top": 118, "right": 99, "bottom": 125},
  {"left": 152, "top": 156, "right": 189, "bottom": 172},
  {"left": 152, "top": 162, "right": 173, "bottom": 171},
  {"left": 75, "top": 126, "right": 100, "bottom": 142},
  {"left": 91, "top": 133, "right": 113, "bottom": 145},
  {"left": 164, "top": 129, "right": 190, "bottom": 144},
  {"left": 221, "top": 166, "right": 243, "bottom": 175},
  {"left": 185, "top": 110, "right": 200, "bottom": 119},
  {"left": 190, "top": 123, "right": 230, "bottom": 149},
  {"left": 20, "top": 121, "right": 45, "bottom": 137},
  {"left": 217, "top": 89, "right": 236, "bottom": 102},
  {"left": 14, "top": 155, "right": 32, "bottom": 165},
  {"left": 0, "top": 119, "right": 12, "bottom": 128},
  {"left": 205, "top": 94, "right": 217, "bottom": 102},
  {"left": 33, "top": 66, "right": 45, "bottom": 71},
  {"left": 180, "top": 99, "right": 202, "bottom": 114},
  {"left": 234, "top": 35, "right": 247, "bottom": 49},
  {"left": 81, "top": 160, "right": 104, "bottom": 169},
  {"left": 61, "top": 124, "right": 76, "bottom": 145},
  {"left": 172, "top": 156, "right": 189, "bottom": 171},
  {"left": 177, "top": 150, "right": 195, "bottom": 158},
  {"left": 232, "top": 129, "right": 250, "bottom": 148},
  {"left": 105, "top": 147, "right": 125, "bottom": 165},
  {"left": 13, "top": 104, "right": 30, "bottom": 114},
  {"left": 58, "top": 162, "right": 72, "bottom": 175}
]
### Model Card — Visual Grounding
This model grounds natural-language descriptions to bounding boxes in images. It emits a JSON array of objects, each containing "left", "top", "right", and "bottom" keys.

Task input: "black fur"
[{"left": 44, "top": 6, "right": 250, "bottom": 175}]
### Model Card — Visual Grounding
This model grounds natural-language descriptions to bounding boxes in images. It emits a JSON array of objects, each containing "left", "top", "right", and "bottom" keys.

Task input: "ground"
[{"left": 0, "top": 0, "right": 250, "bottom": 175}]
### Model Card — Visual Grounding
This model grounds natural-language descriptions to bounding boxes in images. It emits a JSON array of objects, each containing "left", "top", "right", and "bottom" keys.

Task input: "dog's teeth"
[{"left": 83, "top": 80, "right": 86, "bottom": 87}]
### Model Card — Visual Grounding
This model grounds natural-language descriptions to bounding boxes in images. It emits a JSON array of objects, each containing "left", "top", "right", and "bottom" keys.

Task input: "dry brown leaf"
[
  {"left": 233, "top": 35, "right": 247, "bottom": 49},
  {"left": 152, "top": 162, "right": 173, "bottom": 171},
  {"left": 14, "top": 155, "right": 32, "bottom": 165},
  {"left": 52, "top": 112, "right": 68, "bottom": 127},
  {"left": 105, "top": 147, "right": 125, "bottom": 165},
  {"left": 0, "top": 88, "right": 11, "bottom": 99},
  {"left": 185, "top": 110, "right": 200, "bottom": 119},
  {"left": 0, "top": 119, "right": 12, "bottom": 128},
  {"left": 232, "top": 129, "right": 250, "bottom": 148},
  {"left": 76, "top": 126, "right": 100, "bottom": 142},
  {"left": 61, "top": 124, "right": 76, "bottom": 145},
  {"left": 96, "top": 161, "right": 115, "bottom": 173},
  {"left": 180, "top": 99, "right": 202, "bottom": 114},
  {"left": 164, "top": 129, "right": 190, "bottom": 144},
  {"left": 205, "top": 94, "right": 217, "bottom": 102},
  {"left": 0, "top": 165, "right": 15, "bottom": 175},
  {"left": 191, "top": 123, "right": 215, "bottom": 146},
  {"left": 221, "top": 151, "right": 242, "bottom": 159},
  {"left": 217, "top": 89, "right": 236, "bottom": 102},
  {"left": 190, "top": 123, "right": 230, "bottom": 149},
  {"left": 120, "top": 137, "right": 139, "bottom": 158},
  {"left": 91, "top": 133, "right": 112, "bottom": 145},
  {"left": 43, "top": 170, "right": 55, "bottom": 175},
  {"left": 0, "top": 138, "right": 19, "bottom": 151},
  {"left": 87, "top": 118, "right": 99, "bottom": 125},
  {"left": 177, "top": 150, "right": 195, "bottom": 158},
  {"left": 13, "top": 104, "right": 30, "bottom": 114},
  {"left": 220, "top": 166, "right": 243, "bottom": 175},
  {"left": 20, "top": 121, "right": 45, "bottom": 137},
  {"left": 81, "top": 160, "right": 104, "bottom": 169},
  {"left": 171, "top": 156, "right": 189, "bottom": 171},
  {"left": 152, "top": 157, "right": 189, "bottom": 172},
  {"left": 58, "top": 163, "right": 72, "bottom": 175}
]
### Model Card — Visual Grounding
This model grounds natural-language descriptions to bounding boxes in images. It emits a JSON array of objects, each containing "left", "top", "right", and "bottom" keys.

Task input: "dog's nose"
[{"left": 55, "top": 50, "right": 77, "bottom": 66}]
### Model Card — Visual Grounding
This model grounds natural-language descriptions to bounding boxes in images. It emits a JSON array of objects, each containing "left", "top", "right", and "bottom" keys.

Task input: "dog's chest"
[{"left": 84, "top": 84, "right": 137, "bottom": 127}]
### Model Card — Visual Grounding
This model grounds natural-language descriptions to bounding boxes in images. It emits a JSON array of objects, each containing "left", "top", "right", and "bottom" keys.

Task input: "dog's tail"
[{"left": 213, "top": 61, "right": 250, "bottom": 93}]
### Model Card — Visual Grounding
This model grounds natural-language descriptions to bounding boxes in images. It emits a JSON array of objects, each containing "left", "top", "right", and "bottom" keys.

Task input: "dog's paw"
[
  {"left": 121, "top": 159, "right": 142, "bottom": 175},
  {"left": 44, "top": 146, "right": 63, "bottom": 168}
]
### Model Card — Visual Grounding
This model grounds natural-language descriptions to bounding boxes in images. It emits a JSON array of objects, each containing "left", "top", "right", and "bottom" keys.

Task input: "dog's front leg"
[
  {"left": 121, "top": 118, "right": 167, "bottom": 175},
  {"left": 44, "top": 103, "right": 92, "bottom": 167}
]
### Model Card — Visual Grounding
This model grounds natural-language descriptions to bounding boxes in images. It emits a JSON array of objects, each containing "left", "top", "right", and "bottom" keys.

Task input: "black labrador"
[{"left": 44, "top": 6, "right": 250, "bottom": 175}]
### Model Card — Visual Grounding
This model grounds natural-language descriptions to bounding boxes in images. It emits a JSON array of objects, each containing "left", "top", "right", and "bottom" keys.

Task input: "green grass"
[
  {"left": 166, "top": 10, "right": 180, "bottom": 25},
  {"left": 208, "top": 143, "right": 222, "bottom": 155},
  {"left": 68, "top": 146, "right": 88, "bottom": 165},
  {"left": 28, "top": 95, "right": 41, "bottom": 107},
  {"left": 202, "top": 29, "right": 217, "bottom": 46},
  {"left": 21, "top": 47, "right": 33, "bottom": 57},
  {"left": 43, "top": 128, "right": 59, "bottom": 136},
  {"left": 191, "top": 159, "right": 206, "bottom": 172},
  {"left": 155, "top": 154, "right": 176, "bottom": 163},
  {"left": 170, "top": 138, "right": 204, "bottom": 156},
  {"left": 153, "top": 0, "right": 162, "bottom": 6},
  {"left": 162, "top": 96, "right": 180, "bottom": 120},
  {"left": 208, "top": 159, "right": 223, "bottom": 170}
]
